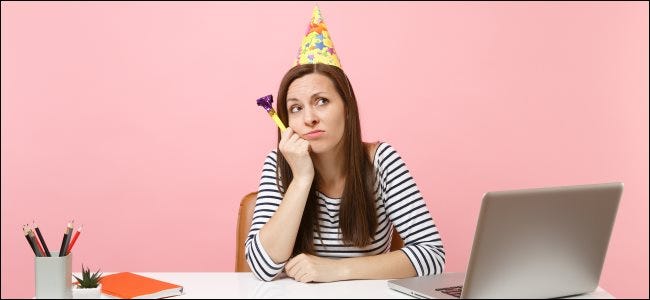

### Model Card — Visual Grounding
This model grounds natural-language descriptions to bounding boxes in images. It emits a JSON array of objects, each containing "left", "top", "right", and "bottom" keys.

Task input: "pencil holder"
[{"left": 35, "top": 251, "right": 72, "bottom": 298}]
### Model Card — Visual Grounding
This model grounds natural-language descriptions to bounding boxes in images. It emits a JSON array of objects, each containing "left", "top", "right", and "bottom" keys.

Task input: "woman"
[{"left": 245, "top": 63, "right": 445, "bottom": 282}]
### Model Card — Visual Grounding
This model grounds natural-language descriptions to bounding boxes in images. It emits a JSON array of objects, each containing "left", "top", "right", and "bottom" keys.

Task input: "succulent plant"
[{"left": 73, "top": 264, "right": 102, "bottom": 288}]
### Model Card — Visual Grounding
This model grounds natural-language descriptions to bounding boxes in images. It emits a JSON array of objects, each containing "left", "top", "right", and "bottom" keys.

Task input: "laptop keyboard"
[{"left": 435, "top": 285, "right": 463, "bottom": 298}]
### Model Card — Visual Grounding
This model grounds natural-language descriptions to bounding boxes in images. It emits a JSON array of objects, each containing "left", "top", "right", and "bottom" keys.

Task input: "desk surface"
[{"left": 90, "top": 272, "right": 614, "bottom": 299}]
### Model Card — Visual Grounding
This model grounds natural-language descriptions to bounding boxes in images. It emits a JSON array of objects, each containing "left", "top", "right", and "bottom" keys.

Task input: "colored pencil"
[
  {"left": 33, "top": 221, "right": 51, "bottom": 256},
  {"left": 66, "top": 225, "right": 82, "bottom": 255},
  {"left": 58, "top": 221, "right": 74, "bottom": 257},
  {"left": 23, "top": 226, "right": 39, "bottom": 256},
  {"left": 29, "top": 229, "right": 45, "bottom": 257}
]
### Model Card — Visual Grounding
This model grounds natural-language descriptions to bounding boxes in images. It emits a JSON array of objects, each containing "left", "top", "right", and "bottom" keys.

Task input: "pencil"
[
  {"left": 33, "top": 221, "right": 51, "bottom": 256},
  {"left": 23, "top": 226, "right": 39, "bottom": 256},
  {"left": 58, "top": 221, "right": 74, "bottom": 257},
  {"left": 66, "top": 225, "right": 82, "bottom": 255},
  {"left": 29, "top": 228, "right": 45, "bottom": 257}
]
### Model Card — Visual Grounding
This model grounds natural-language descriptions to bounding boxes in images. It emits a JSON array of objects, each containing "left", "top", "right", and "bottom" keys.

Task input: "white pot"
[{"left": 72, "top": 283, "right": 102, "bottom": 299}]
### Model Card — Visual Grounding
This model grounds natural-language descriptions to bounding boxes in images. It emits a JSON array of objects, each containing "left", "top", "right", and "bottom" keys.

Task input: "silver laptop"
[{"left": 388, "top": 182, "right": 622, "bottom": 299}]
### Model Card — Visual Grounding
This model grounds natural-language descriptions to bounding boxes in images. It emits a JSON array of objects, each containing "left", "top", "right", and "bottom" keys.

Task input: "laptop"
[{"left": 388, "top": 182, "right": 622, "bottom": 299}]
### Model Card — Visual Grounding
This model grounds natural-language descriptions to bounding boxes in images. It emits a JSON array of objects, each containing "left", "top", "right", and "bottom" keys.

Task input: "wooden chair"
[{"left": 235, "top": 192, "right": 404, "bottom": 272}]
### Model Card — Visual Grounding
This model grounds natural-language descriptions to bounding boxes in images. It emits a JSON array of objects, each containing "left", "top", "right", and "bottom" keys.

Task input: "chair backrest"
[{"left": 235, "top": 192, "right": 405, "bottom": 272}]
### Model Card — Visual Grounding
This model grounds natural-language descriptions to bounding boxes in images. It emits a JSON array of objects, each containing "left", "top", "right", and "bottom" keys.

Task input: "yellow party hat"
[{"left": 293, "top": 6, "right": 341, "bottom": 68}]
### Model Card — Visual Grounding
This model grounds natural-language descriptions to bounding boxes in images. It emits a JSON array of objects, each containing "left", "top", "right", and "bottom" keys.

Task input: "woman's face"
[{"left": 286, "top": 73, "right": 346, "bottom": 154}]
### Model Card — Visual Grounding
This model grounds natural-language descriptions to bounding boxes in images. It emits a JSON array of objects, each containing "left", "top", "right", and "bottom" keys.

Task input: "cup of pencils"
[
  {"left": 35, "top": 251, "right": 72, "bottom": 298},
  {"left": 25, "top": 220, "right": 82, "bottom": 299}
]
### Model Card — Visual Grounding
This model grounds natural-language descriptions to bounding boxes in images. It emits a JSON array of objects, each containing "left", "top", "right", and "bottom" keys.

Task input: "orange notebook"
[{"left": 100, "top": 272, "right": 183, "bottom": 299}]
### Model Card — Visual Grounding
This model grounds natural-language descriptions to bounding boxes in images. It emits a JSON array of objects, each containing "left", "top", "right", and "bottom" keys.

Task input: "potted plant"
[{"left": 72, "top": 264, "right": 103, "bottom": 299}]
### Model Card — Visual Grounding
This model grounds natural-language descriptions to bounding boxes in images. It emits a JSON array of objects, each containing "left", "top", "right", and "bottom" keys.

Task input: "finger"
[
  {"left": 287, "top": 257, "right": 306, "bottom": 279},
  {"left": 289, "top": 263, "right": 304, "bottom": 280},
  {"left": 300, "top": 140, "right": 310, "bottom": 151},
  {"left": 298, "top": 272, "right": 311, "bottom": 283},
  {"left": 279, "top": 129, "right": 297, "bottom": 152},
  {"left": 288, "top": 131, "right": 301, "bottom": 144},
  {"left": 294, "top": 269, "right": 304, "bottom": 282},
  {"left": 285, "top": 265, "right": 294, "bottom": 278},
  {"left": 285, "top": 257, "right": 302, "bottom": 278},
  {"left": 285, "top": 257, "right": 296, "bottom": 274},
  {"left": 281, "top": 127, "right": 294, "bottom": 142}
]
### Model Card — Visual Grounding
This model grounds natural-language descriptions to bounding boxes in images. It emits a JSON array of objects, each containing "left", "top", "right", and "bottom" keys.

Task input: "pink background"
[{"left": 2, "top": 2, "right": 648, "bottom": 298}]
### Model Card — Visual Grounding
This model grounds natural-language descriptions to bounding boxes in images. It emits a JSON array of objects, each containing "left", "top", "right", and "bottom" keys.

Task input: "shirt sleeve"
[
  {"left": 376, "top": 143, "right": 446, "bottom": 276},
  {"left": 244, "top": 151, "right": 287, "bottom": 281}
]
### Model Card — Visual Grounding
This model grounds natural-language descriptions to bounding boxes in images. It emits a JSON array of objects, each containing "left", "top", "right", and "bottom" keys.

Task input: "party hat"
[{"left": 293, "top": 6, "right": 341, "bottom": 68}]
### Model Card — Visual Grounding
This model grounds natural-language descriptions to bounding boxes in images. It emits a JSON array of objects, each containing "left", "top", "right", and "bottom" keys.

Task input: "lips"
[{"left": 304, "top": 130, "right": 325, "bottom": 140}]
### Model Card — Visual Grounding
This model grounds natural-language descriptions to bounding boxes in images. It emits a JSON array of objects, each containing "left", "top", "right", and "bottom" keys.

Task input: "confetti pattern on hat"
[{"left": 293, "top": 6, "right": 341, "bottom": 68}]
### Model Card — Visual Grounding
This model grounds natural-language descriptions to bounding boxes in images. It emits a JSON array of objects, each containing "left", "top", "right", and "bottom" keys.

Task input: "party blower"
[{"left": 256, "top": 95, "right": 287, "bottom": 131}]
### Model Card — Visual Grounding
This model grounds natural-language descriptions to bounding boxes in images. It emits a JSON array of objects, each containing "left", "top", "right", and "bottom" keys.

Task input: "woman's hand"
[
  {"left": 279, "top": 127, "right": 314, "bottom": 181},
  {"left": 285, "top": 254, "right": 344, "bottom": 283}
]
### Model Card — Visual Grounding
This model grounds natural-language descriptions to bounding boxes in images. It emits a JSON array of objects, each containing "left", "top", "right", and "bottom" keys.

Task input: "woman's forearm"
[
  {"left": 337, "top": 250, "right": 417, "bottom": 280},
  {"left": 259, "top": 177, "right": 312, "bottom": 264}
]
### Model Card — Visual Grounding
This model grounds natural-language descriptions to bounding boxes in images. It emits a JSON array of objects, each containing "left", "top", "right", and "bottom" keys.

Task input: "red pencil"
[
  {"left": 30, "top": 228, "right": 46, "bottom": 257},
  {"left": 66, "top": 225, "right": 82, "bottom": 255}
]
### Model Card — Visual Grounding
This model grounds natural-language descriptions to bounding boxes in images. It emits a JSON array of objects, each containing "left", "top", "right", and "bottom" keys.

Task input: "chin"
[
  {"left": 309, "top": 140, "right": 340, "bottom": 154},
  {"left": 309, "top": 144, "right": 327, "bottom": 154}
]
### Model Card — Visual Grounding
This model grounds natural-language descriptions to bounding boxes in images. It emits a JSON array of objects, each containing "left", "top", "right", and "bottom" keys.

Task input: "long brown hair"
[{"left": 275, "top": 63, "right": 377, "bottom": 256}]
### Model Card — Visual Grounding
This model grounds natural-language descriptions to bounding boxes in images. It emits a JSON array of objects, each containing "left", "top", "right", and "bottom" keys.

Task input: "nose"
[{"left": 303, "top": 107, "right": 319, "bottom": 127}]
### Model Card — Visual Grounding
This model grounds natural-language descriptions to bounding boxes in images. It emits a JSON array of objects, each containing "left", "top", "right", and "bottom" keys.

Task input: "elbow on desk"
[
  {"left": 249, "top": 267, "right": 283, "bottom": 282},
  {"left": 245, "top": 255, "right": 283, "bottom": 282}
]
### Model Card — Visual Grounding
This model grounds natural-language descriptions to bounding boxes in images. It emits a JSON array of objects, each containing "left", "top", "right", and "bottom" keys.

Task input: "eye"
[
  {"left": 289, "top": 105, "right": 302, "bottom": 113},
  {"left": 315, "top": 97, "right": 329, "bottom": 106}
]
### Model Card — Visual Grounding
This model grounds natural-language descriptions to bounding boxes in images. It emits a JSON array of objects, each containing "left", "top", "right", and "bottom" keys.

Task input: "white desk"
[{"left": 93, "top": 272, "right": 613, "bottom": 299}]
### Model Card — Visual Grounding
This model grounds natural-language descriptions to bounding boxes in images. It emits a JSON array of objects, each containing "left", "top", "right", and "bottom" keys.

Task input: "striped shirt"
[{"left": 245, "top": 142, "right": 445, "bottom": 281}]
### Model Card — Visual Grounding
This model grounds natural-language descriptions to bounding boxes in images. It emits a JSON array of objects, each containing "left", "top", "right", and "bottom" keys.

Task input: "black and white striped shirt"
[{"left": 245, "top": 142, "right": 445, "bottom": 281}]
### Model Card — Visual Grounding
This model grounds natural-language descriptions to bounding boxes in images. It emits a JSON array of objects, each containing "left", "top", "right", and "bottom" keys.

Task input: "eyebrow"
[{"left": 287, "top": 92, "right": 325, "bottom": 103}]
